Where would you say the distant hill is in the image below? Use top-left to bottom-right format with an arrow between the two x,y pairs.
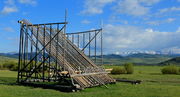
0,52 -> 48,59
128,53 -> 162,58
92,54 -> 123,59
1,52 -> 180,65
0,53 -> 18,59
159,57 -> 180,65
96,53 -> 175,59
126,53 -> 178,58
103,54 -> 123,58
101,53 -> 175,65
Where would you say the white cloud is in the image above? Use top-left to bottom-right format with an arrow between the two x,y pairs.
1,0 -> 37,15
3,27 -> 15,32
81,0 -> 115,15
159,7 -> 180,14
6,37 -> 19,46
4,0 -> 15,5
146,18 -> 176,25
81,20 -> 91,24
139,0 -> 160,5
177,27 -> 180,32
103,24 -> 180,53
161,47 -> 180,54
114,0 -> 146,16
0,0 -> 18,15
80,0 -> 161,16
166,18 -> 175,23
7,37 -> 18,40
18,0 -> 37,5
1,6 -> 18,14
146,21 -> 160,26
113,0 -> 160,16
108,15 -> 129,24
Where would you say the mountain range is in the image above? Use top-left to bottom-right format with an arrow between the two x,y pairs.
1,53 -> 180,65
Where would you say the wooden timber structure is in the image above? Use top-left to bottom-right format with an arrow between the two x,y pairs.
17,19 -> 115,91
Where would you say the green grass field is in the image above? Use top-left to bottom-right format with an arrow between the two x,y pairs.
0,56 -> 17,65
0,66 -> 180,97
102,57 -> 171,65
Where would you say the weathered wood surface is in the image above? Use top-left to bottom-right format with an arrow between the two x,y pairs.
19,19 -> 116,89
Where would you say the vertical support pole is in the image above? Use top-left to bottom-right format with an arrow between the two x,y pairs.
43,24 -> 45,82
23,25 -> 27,77
63,9 -> 67,71
63,29 -> 66,71
25,25 -> 28,77
101,29 -> 103,65
21,26 -> 24,79
17,24 -> 23,82
72,34 -> 74,44
83,33 -> 85,49
35,25 -> 39,79
78,34 -> 80,48
29,25 -> 35,79
55,24 -> 59,81
57,25 -> 61,72
95,31 -> 97,63
48,24 -> 52,82
30,26 -> 33,74
89,32 -> 91,58
67,35 -> 69,40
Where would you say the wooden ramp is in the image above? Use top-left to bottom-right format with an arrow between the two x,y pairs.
17,19 -> 115,90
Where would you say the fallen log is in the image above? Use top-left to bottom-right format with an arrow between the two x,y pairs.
116,78 -> 142,84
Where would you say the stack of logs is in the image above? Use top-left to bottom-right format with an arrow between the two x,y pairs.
19,19 -> 116,89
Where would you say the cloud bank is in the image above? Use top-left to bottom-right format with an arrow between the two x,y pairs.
103,24 -> 180,53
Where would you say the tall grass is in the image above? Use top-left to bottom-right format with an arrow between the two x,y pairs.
111,67 -> 126,74
124,63 -> 134,74
161,65 -> 179,74
111,63 -> 134,74
0,61 -> 18,71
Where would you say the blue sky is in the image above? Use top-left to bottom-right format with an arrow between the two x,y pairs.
0,0 -> 180,54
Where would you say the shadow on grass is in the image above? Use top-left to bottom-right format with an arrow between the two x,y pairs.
0,77 -> 17,85
0,77 -> 76,92
149,73 -> 162,75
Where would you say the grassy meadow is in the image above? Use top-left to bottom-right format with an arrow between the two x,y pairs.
102,57 -> 171,65
0,66 -> 180,97
0,56 -> 17,65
